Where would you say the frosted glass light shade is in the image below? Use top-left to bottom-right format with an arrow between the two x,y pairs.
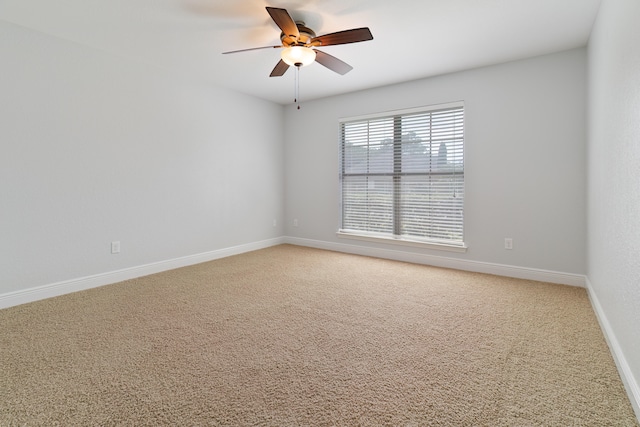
281,46 -> 316,67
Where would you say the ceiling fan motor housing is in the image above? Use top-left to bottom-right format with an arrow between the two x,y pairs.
281,22 -> 316,47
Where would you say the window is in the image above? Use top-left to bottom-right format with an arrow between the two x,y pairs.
338,102 -> 465,250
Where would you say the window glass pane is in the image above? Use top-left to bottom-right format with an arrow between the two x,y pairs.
342,176 -> 393,234
399,175 -> 464,241
342,119 -> 394,174
401,131 -> 431,173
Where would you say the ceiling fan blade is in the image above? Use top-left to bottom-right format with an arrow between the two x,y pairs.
222,45 -> 281,54
311,27 -> 373,47
314,49 -> 353,75
270,59 -> 290,77
266,7 -> 299,39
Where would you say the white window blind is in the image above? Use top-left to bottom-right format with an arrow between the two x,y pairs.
339,103 -> 464,247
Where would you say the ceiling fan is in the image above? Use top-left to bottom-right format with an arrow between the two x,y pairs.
223,6 -> 374,77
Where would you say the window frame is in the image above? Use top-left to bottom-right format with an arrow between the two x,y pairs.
337,101 -> 467,252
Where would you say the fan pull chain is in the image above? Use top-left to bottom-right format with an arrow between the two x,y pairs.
295,65 -> 301,110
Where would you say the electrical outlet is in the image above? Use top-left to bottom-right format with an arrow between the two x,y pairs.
111,241 -> 121,254
293,218 -> 299,227
273,219 -> 277,227
504,238 -> 513,250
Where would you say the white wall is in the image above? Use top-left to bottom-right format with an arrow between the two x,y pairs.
0,21 -> 284,296
587,0 -> 640,415
284,49 -> 586,277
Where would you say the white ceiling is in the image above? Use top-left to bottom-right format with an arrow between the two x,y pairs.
1,0 -> 601,105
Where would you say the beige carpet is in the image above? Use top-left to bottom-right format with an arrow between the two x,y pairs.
1,244 -> 637,426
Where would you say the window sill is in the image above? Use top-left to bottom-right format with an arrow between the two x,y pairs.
336,231 -> 468,253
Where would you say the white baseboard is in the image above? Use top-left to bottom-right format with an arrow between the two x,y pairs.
0,237 -> 285,310
284,237 -> 586,287
2,236 -> 584,311
585,277 -> 640,421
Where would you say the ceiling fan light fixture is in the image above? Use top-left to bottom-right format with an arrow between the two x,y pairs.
281,46 -> 316,67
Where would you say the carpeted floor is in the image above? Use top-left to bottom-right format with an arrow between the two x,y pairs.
0,244 -> 638,426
